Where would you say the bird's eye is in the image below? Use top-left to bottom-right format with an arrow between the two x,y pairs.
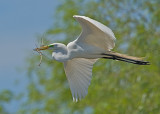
53,44 -> 57,47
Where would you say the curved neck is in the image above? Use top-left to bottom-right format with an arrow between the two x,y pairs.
52,43 -> 70,62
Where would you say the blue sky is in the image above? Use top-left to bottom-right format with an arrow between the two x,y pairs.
0,0 -> 59,112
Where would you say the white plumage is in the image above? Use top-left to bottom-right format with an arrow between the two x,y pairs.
63,15 -> 116,101
34,15 -> 149,101
74,15 -> 116,53
64,58 -> 97,102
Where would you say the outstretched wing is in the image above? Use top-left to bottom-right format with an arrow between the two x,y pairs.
64,58 -> 97,101
73,15 -> 116,51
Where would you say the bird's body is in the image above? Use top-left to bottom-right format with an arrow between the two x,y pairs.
34,15 -> 149,102
52,41 -> 105,62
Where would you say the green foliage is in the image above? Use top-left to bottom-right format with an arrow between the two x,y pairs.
21,0 -> 160,113
0,90 -> 13,114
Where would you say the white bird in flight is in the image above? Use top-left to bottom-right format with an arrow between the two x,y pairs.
34,15 -> 149,102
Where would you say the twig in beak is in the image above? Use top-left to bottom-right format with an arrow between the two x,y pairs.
37,50 -> 43,66
34,44 -> 43,66
41,37 -> 44,47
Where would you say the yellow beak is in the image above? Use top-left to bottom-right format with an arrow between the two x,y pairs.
34,45 -> 49,51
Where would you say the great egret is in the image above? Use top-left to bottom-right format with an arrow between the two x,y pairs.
34,15 -> 149,102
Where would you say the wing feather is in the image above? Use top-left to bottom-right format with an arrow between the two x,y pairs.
64,58 -> 97,101
73,15 -> 116,51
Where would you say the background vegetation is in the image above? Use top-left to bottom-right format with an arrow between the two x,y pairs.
1,0 -> 160,113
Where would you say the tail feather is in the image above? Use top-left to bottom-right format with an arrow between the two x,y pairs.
102,51 -> 150,65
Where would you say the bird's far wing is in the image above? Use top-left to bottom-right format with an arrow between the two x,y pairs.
73,15 -> 116,51
64,58 -> 97,101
